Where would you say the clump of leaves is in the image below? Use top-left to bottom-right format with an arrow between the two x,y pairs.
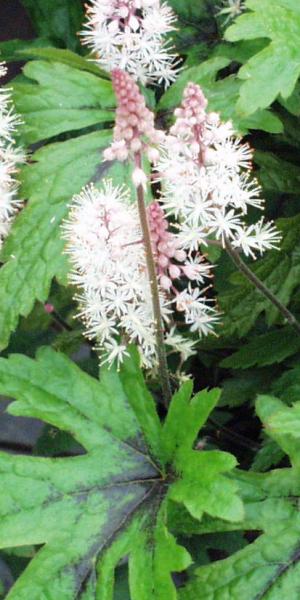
0,348 -> 243,598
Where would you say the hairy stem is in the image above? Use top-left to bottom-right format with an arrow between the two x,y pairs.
225,238 -> 300,336
135,154 -> 172,407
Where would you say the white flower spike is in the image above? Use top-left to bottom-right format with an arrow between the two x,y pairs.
63,181 -> 219,368
156,82 -> 281,260
0,62 -> 24,249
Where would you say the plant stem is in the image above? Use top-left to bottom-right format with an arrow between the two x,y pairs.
51,310 -> 72,332
135,154 -> 172,407
224,238 -> 300,336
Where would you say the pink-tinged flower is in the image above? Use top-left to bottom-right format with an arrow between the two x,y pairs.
62,181 -> 170,368
156,82 -> 281,259
63,182 -> 219,368
0,63 -> 24,249
81,0 -> 179,86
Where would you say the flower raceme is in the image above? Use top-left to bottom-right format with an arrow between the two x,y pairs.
0,62 -> 24,249
63,72 -> 280,370
63,183 -> 217,368
63,182 -> 166,368
156,83 -> 281,259
81,0 -> 179,86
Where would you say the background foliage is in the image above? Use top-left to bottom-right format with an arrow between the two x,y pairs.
0,0 -> 300,597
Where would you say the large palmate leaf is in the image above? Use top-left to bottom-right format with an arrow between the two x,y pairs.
180,514 -> 300,600
158,57 -> 282,134
0,348 -> 242,599
225,0 -> 300,115
177,393 -> 300,599
10,59 -> 115,143
218,215 -> 300,337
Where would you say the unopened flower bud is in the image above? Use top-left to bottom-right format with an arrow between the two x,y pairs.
132,167 -> 147,190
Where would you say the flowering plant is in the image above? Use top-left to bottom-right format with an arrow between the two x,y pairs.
0,0 -> 300,598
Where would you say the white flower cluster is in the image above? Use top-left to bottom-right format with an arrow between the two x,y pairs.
0,62 -> 24,248
81,0 -> 179,86
157,83 -> 281,259
63,181 -> 219,368
63,181 -> 170,368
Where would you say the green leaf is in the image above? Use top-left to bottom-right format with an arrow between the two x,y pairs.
180,515 -> 300,600
272,366 -> 300,404
16,47 -> 106,77
251,437 -> 285,472
20,0 -> 84,51
158,57 -> 282,134
0,348 -> 242,599
162,383 -> 220,463
279,81 -> 300,115
11,60 -> 114,143
225,0 -> 300,115
254,151 -> 300,194
220,327 -> 300,369
257,395 -> 300,465
168,0 -> 210,22
0,38 -> 54,62
170,464 -> 300,536
0,129 -> 112,351
219,368 -> 274,407
118,347 -> 163,462
218,215 -> 300,337
161,383 -> 243,523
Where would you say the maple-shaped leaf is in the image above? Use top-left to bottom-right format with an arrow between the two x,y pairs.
0,347 -> 243,599
225,0 -> 300,115
10,58 -> 115,144
176,394 -> 300,600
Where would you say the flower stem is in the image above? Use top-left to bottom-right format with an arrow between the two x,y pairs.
225,238 -> 300,336
135,154 -> 172,407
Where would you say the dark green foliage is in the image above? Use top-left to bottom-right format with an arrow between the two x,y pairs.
20,0 -> 84,51
1,0 -> 300,597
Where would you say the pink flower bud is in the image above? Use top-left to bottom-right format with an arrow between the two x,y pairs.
158,254 -> 169,268
169,264 -> 181,279
160,275 -> 172,290
44,303 -> 54,314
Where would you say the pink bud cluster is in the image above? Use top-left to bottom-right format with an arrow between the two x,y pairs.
148,201 -> 185,290
147,201 -> 212,291
172,83 -> 208,140
103,69 -> 163,164
170,83 -> 224,166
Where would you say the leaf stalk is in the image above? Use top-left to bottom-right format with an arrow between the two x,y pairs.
225,238 -> 300,336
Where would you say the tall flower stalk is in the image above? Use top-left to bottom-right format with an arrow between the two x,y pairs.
135,151 -> 172,403
64,54 -> 300,402
63,70 -> 218,404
